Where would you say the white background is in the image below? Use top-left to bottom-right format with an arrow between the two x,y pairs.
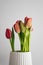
0,0 -> 43,65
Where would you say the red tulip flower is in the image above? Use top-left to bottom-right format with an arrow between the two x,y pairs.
5,28 -> 12,39
24,16 -> 32,28
13,20 -> 20,33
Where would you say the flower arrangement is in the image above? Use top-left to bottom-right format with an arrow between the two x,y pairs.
5,16 -> 33,52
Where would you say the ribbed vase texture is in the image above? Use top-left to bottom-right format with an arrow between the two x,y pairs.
9,52 -> 32,65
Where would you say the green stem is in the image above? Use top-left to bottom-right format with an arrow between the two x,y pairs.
18,32 -> 25,52
10,39 -> 14,52
28,30 -> 30,51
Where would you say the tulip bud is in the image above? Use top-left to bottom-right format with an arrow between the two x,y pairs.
5,28 -> 12,39
19,20 -> 26,33
13,20 -> 20,33
24,16 -> 32,28
24,16 -> 29,24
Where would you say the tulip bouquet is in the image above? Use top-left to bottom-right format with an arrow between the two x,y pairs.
5,16 -> 33,52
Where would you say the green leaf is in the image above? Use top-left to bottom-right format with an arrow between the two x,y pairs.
18,28 -> 31,52
10,27 -> 15,52
23,29 -> 30,52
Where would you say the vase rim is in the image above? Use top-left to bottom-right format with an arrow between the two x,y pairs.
10,51 -> 31,53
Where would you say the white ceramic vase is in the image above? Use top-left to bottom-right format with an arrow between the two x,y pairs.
9,52 -> 32,65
